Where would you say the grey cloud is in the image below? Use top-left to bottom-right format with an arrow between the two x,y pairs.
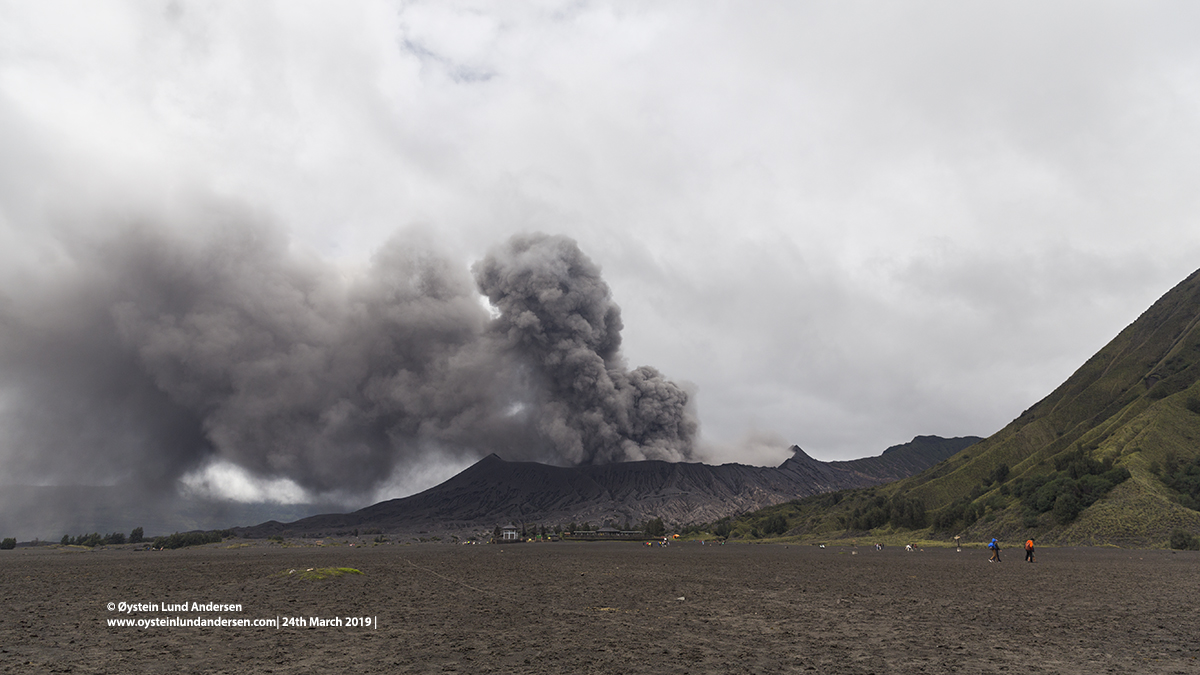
474,232 -> 697,465
0,211 -> 696,497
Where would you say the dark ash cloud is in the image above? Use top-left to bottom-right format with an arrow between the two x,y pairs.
0,210 -> 697,499
475,233 -> 697,465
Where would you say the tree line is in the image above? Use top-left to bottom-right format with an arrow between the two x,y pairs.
55,527 -> 233,549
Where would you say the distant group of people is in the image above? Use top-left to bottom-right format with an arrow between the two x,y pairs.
987,537 -> 1036,563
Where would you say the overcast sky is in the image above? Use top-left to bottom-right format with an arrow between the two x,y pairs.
3,1 -> 1200,504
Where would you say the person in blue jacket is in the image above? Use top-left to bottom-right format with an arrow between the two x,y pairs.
988,538 -> 1001,562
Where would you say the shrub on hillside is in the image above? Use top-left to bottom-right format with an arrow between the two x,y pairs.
1022,509 -> 1041,528
711,518 -> 734,539
841,495 -> 888,531
890,495 -> 927,529
840,494 -> 926,531
1158,455 -> 1200,511
762,513 -> 788,536
1009,450 -> 1131,524
988,463 -> 1010,486
643,518 -> 666,537
1169,528 -> 1199,550
932,496 -> 988,532
1052,492 -> 1082,524
1,538 -> 15,550
931,501 -> 965,531
1186,394 -> 1200,415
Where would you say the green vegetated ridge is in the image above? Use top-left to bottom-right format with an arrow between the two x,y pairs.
735,268 -> 1200,548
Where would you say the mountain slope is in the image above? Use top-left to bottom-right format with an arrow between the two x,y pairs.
238,435 -> 979,537
744,268 -> 1200,547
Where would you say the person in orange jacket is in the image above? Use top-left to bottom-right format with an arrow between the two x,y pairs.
1024,538 -> 1035,562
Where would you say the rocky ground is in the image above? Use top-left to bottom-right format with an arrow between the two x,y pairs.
2,541 -> 1197,673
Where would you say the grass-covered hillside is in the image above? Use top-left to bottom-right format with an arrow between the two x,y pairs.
732,268 -> 1200,548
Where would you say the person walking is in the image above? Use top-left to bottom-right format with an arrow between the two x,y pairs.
1024,538 -> 1035,562
988,537 -> 1001,562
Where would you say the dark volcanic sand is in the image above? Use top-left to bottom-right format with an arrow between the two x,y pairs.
2,542 -> 1197,674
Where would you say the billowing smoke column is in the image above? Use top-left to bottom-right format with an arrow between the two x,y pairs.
0,213 -> 696,498
474,233 -> 697,465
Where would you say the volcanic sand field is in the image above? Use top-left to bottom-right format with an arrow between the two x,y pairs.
2,541 -> 1198,674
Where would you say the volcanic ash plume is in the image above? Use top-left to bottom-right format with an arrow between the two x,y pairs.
474,233 -> 697,465
0,216 -> 696,499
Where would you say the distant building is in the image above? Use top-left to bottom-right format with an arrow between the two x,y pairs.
500,523 -> 519,541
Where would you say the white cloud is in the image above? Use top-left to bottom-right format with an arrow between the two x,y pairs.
180,460 -> 310,504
